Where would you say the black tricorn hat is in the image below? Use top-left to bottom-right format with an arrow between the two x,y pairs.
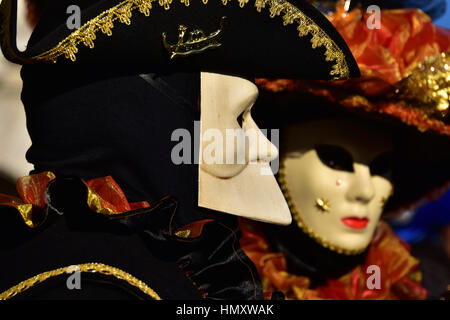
0,0 -> 359,80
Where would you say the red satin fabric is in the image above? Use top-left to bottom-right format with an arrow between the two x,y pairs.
85,175 -> 150,213
328,3 -> 450,95
0,172 -> 150,217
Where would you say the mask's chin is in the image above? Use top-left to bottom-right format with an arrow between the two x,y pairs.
312,223 -> 375,252
198,162 -> 291,225
289,210 -> 376,254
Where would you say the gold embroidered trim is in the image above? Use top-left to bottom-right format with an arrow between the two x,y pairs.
0,263 -> 162,300
30,0 -> 349,80
278,158 -> 366,255
254,0 -> 349,79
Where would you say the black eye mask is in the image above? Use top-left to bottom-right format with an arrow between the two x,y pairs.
315,144 -> 354,172
315,144 -> 394,177
369,151 -> 394,177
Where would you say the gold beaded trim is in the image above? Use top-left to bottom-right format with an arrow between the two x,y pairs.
24,0 -> 349,79
0,263 -> 162,300
278,157 -> 366,255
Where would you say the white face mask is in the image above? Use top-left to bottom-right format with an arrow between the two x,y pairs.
198,72 -> 291,225
280,117 -> 394,253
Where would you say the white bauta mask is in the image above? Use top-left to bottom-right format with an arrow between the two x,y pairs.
280,117 -> 394,253
198,72 -> 291,225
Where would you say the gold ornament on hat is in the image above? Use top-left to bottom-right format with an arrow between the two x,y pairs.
390,52 -> 450,121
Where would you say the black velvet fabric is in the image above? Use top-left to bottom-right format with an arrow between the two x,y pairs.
0,177 -> 262,300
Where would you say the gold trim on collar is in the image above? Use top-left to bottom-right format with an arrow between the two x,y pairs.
0,263 -> 162,300
17,0 -> 349,80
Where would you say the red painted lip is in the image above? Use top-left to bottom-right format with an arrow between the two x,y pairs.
341,217 -> 369,229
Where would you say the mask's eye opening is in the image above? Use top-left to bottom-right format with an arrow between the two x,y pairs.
315,145 -> 354,172
370,151 -> 394,177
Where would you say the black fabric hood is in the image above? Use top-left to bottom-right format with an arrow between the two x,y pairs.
21,65 -> 232,228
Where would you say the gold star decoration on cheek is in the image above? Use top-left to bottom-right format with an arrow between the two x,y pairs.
315,198 -> 330,213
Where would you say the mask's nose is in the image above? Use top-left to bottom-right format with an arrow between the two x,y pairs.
346,163 -> 376,204
243,112 -> 278,164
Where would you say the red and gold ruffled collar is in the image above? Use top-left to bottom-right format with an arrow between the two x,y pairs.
239,218 -> 427,300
